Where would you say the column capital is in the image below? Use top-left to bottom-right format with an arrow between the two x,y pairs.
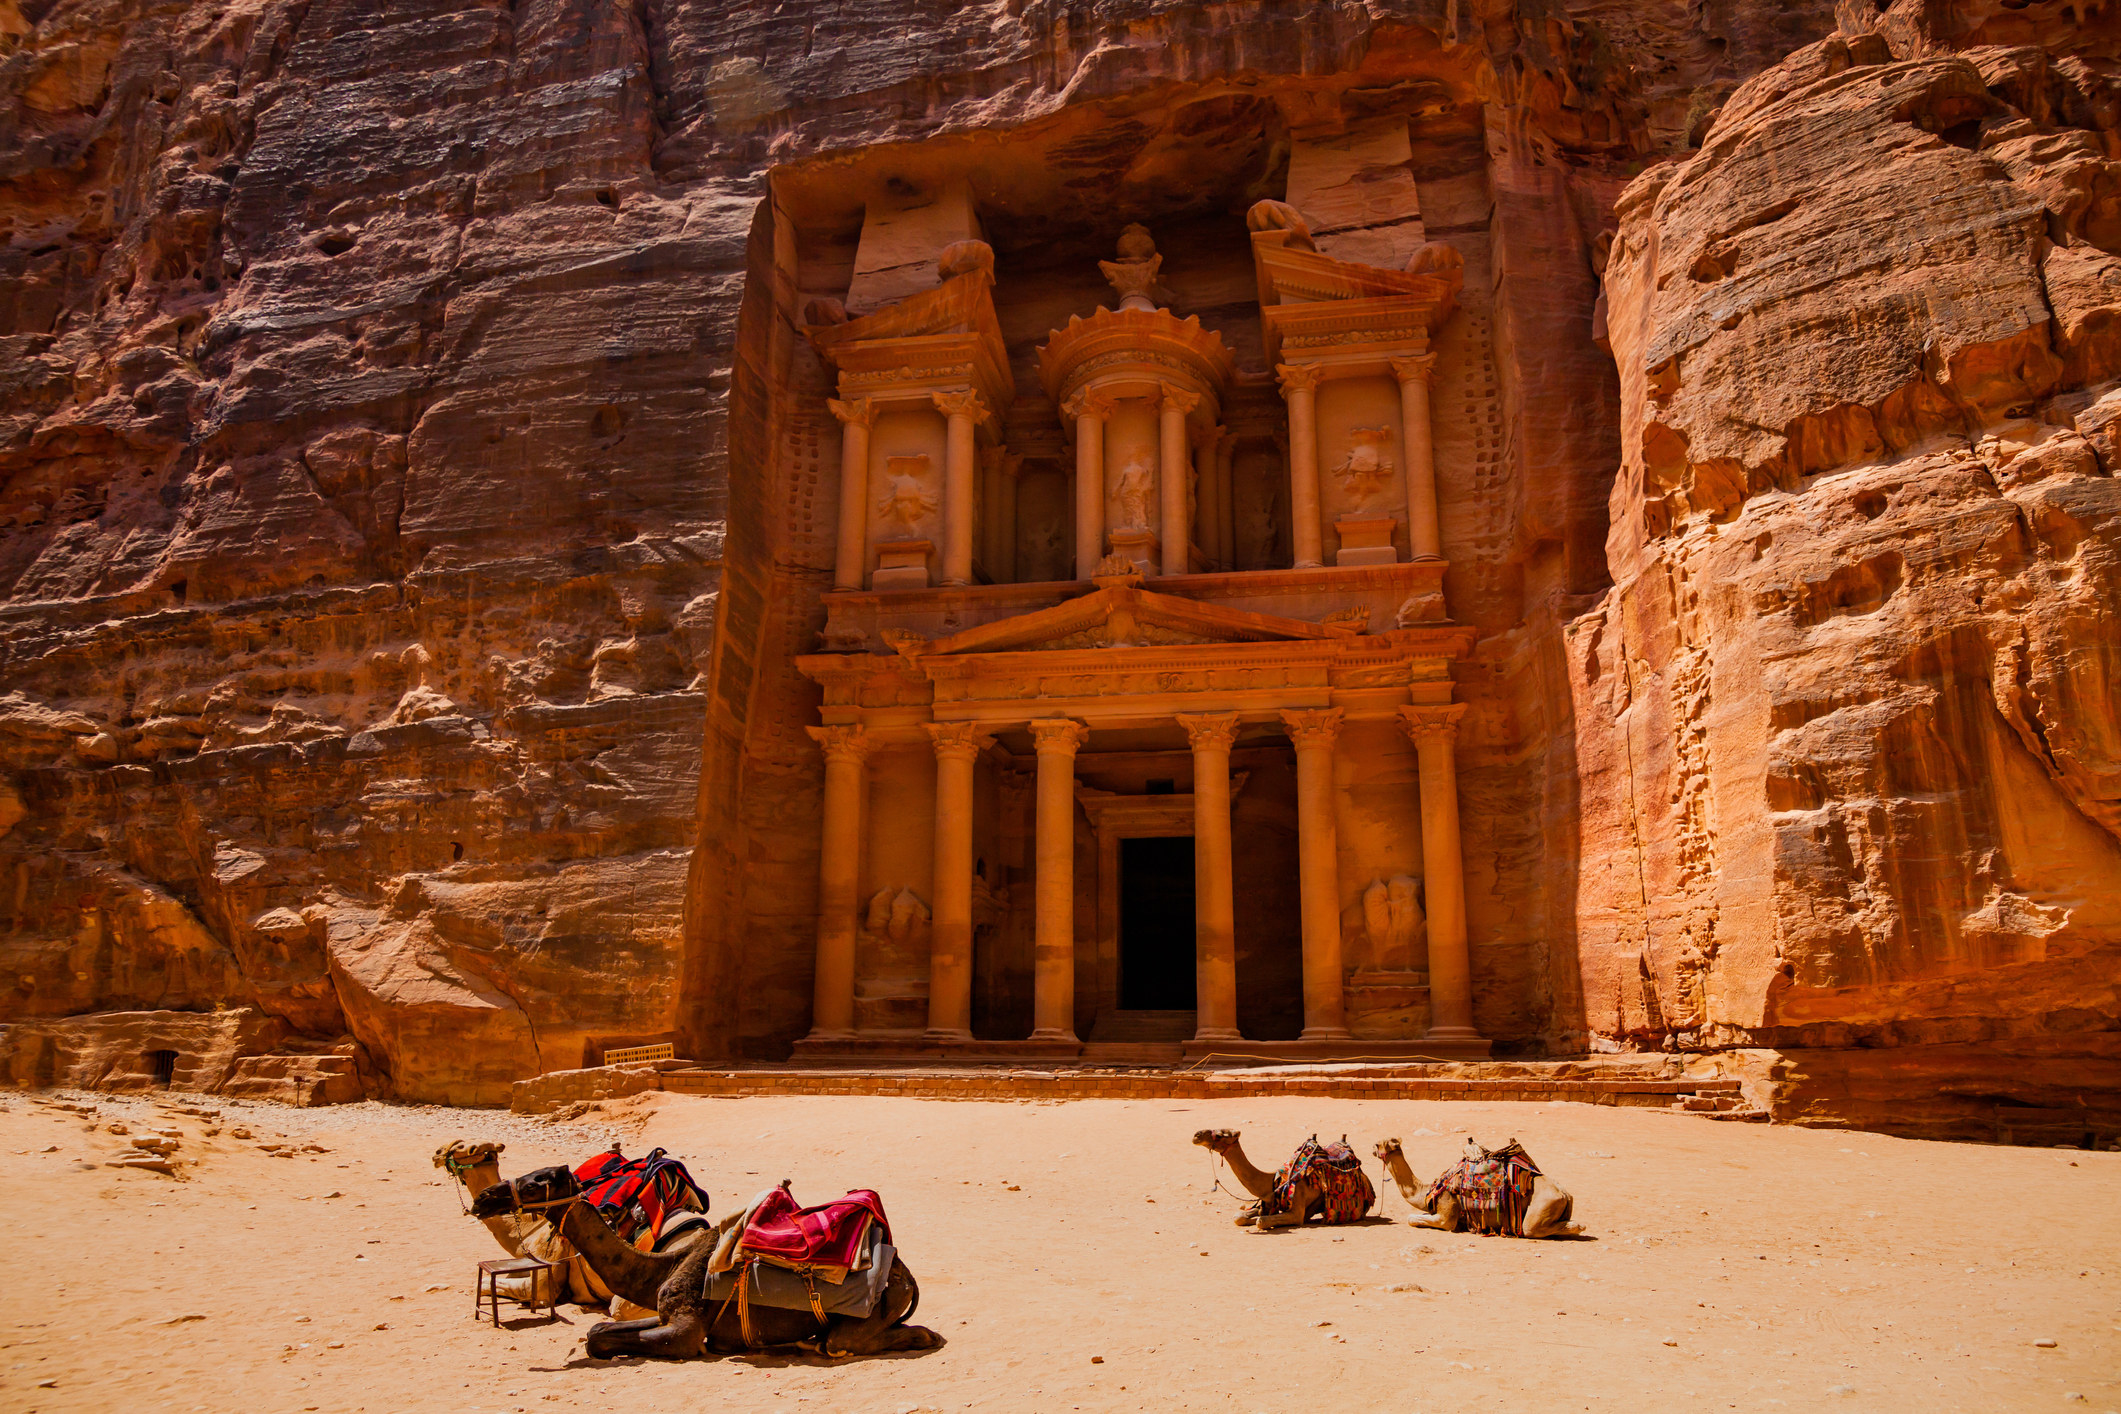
806,723 -> 875,763
1275,362 -> 1324,395
1157,384 -> 1202,416
924,720 -> 994,759
1062,387 -> 1117,422
1279,707 -> 1345,750
1398,702 -> 1468,744
826,396 -> 879,429
932,388 -> 991,424
1389,353 -> 1438,387
1029,718 -> 1090,755
1176,711 -> 1241,752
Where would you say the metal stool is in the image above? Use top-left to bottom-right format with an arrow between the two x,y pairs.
474,1255 -> 560,1326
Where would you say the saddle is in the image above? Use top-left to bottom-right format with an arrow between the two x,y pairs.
702,1185 -> 897,1328
1423,1139 -> 1542,1236
572,1147 -> 708,1249
1263,1135 -> 1376,1224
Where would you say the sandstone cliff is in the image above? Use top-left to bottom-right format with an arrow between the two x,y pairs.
2,0 -> 2113,1131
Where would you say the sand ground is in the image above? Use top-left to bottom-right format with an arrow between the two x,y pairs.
3,1086 -> 2117,1413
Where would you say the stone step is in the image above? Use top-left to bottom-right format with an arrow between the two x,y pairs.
1078,1042 -> 1188,1066
1087,1010 -> 1196,1042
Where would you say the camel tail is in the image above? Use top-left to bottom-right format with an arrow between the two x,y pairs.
889,1258 -> 921,1328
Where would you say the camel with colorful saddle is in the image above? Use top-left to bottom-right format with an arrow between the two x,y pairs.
473,1166 -> 940,1358
1373,1135 -> 1585,1238
1192,1130 -> 1377,1230
433,1140 -> 713,1317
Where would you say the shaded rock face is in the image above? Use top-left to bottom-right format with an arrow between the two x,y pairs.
3,0 -> 2112,1123
1571,6 -> 2121,1088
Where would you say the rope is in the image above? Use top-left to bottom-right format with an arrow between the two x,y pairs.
1204,1147 -> 1254,1208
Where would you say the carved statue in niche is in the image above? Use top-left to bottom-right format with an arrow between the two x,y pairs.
864,886 -> 932,947
1098,224 -> 1164,312
1332,426 -> 1396,510
877,454 -> 939,530
1395,588 -> 1447,625
1358,875 -> 1426,961
1114,450 -> 1155,531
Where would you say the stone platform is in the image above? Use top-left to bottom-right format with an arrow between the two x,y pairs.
645,1059 -> 1745,1109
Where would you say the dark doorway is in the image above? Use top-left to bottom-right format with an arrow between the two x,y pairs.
145,1049 -> 178,1088
1120,835 -> 1196,1009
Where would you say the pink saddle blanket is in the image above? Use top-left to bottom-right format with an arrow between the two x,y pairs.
736,1188 -> 891,1282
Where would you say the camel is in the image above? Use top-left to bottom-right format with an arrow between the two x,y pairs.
1191,1130 -> 1373,1230
1373,1136 -> 1585,1239
473,1165 -> 942,1359
432,1139 -> 690,1317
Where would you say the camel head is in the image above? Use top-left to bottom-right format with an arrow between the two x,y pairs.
1192,1128 -> 1240,1154
471,1163 -> 578,1221
434,1140 -> 504,1184
1373,1137 -> 1403,1162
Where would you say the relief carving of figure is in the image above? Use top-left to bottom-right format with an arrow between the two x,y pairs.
1332,426 -> 1396,510
1359,875 -> 1426,963
877,454 -> 938,530
864,886 -> 932,946
1115,452 -> 1155,531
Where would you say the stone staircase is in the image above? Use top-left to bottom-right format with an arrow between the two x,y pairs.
1079,1010 -> 1194,1066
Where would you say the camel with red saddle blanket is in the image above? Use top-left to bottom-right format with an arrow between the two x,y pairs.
473,1166 -> 941,1359
1373,1135 -> 1586,1238
433,1140 -> 711,1318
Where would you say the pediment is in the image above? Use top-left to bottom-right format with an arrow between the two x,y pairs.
906,583 -> 1354,658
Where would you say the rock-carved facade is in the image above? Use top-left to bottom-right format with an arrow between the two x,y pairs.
791,210 -> 1483,1058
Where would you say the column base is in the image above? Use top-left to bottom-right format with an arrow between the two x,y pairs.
1190,1027 -> 1243,1045
802,1027 -> 856,1043
1186,1036 -> 1493,1062
1027,1028 -> 1081,1044
922,1027 -> 974,1044
1298,1026 -> 1353,1041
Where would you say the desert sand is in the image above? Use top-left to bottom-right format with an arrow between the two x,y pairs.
3,1088 -> 2117,1414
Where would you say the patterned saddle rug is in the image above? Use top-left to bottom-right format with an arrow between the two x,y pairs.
1262,1135 -> 1376,1224
1423,1139 -> 1543,1235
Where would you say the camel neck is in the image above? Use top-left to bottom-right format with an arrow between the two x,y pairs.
555,1201 -> 683,1308
1220,1146 -> 1278,1199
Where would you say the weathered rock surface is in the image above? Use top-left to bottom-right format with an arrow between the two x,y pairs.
1568,5 -> 2121,1115
1,0 -> 2113,1129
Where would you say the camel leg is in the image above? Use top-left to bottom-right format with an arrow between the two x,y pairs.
1251,1181 -> 1314,1231
1233,1200 -> 1261,1227
1520,1183 -> 1583,1239
585,1314 -> 707,1360
1406,1190 -> 1461,1231
822,1262 -> 943,1356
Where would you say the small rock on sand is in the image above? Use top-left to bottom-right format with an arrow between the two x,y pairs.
2035,1338 -> 2059,1347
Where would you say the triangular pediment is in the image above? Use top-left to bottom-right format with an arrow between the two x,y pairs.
908,583 -> 1355,657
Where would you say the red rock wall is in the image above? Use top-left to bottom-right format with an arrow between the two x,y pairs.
1568,3 -> 2121,1114
11,0 -> 2113,1123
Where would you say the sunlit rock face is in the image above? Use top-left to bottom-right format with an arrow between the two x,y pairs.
1570,7 -> 2121,1122
1,0 -> 2113,1128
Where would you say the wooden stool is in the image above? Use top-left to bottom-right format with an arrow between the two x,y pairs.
474,1256 -> 559,1326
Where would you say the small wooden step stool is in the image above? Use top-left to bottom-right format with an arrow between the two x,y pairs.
475,1256 -> 560,1326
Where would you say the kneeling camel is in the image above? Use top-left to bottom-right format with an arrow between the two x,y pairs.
1373,1136 -> 1585,1238
473,1165 -> 942,1359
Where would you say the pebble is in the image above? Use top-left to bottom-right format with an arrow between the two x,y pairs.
2036,1338 -> 2059,1348
1827,1386 -> 1856,1397
164,1313 -> 207,1325
1089,1355 -> 1103,1364
1663,1338 -> 1679,1347
326,1340 -> 345,1349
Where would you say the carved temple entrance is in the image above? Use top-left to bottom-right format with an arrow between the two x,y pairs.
789,197 -> 1490,1062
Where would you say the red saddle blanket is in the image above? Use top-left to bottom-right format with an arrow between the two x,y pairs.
736,1187 -> 890,1283
573,1147 -> 707,1248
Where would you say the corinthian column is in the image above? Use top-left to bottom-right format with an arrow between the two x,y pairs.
1064,388 -> 1112,579
1178,712 -> 1241,1043
826,398 -> 877,591
1399,704 -> 1479,1042
923,720 -> 990,1041
932,390 -> 989,587
1028,718 -> 1089,1042
1391,354 -> 1441,560
1158,385 -> 1198,576
803,724 -> 873,1039
1277,363 -> 1325,568
1281,708 -> 1348,1040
